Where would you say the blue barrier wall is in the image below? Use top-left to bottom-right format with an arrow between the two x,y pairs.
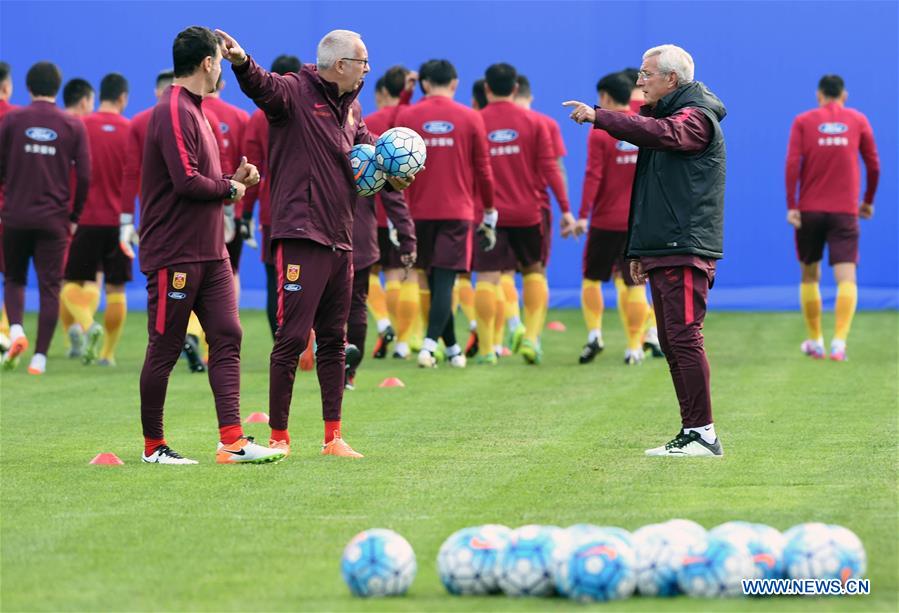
2,0 -> 896,310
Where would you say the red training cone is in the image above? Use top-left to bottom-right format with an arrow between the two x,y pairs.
379,377 -> 405,388
244,412 -> 270,424
547,321 -> 567,332
90,453 -> 123,465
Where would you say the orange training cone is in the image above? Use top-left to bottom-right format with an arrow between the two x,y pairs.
547,321 -> 567,332
379,377 -> 405,388
244,412 -> 270,424
90,453 -> 124,465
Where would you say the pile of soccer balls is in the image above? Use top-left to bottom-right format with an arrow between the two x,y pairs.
340,520 -> 866,600
349,127 -> 427,197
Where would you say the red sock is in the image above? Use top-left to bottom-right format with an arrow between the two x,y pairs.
219,424 -> 243,445
271,428 -> 290,444
324,420 -> 341,444
144,438 -> 166,457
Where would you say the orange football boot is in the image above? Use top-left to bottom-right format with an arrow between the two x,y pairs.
321,435 -> 364,458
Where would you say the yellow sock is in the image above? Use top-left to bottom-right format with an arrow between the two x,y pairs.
0,307 -> 9,337
625,285 -> 650,350
84,282 -> 101,320
614,277 -> 628,332
452,283 -> 460,316
100,293 -> 127,361
581,279 -> 603,333
800,282 -> 823,340
493,285 -> 506,346
645,305 -> 657,334
60,282 -> 94,330
367,273 -> 389,322
500,274 -> 520,323
385,280 -> 401,329
396,281 -> 420,343
523,273 -> 548,343
834,282 -> 857,341
419,288 -> 431,337
457,277 -> 476,324
187,312 -> 208,360
474,281 -> 496,356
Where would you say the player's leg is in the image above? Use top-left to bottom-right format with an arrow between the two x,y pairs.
420,266 -> 457,367
28,228 -> 69,374
474,270 -> 500,365
98,230 -> 132,366
623,262 -> 650,365
1,227 -> 33,369
579,228 -> 607,364
501,272 -> 522,341
393,269 -> 419,359
509,225 -> 548,364
419,221 -> 469,368
456,273 -> 479,355
644,265 -> 721,457
828,214 -> 860,361
261,224 -> 278,339
795,212 -> 826,358
492,282 -> 506,357
345,263 -> 371,389
366,266 -> 391,343
373,267 -> 402,359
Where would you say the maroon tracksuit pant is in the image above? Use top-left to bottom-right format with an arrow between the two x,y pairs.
140,259 -> 242,439
648,265 -> 714,429
270,239 -> 352,430
346,264 -> 372,380
2,226 -> 69,355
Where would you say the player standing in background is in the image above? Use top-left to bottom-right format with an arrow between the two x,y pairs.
60,73 -> 131,367
785,74 -> 879,362
0,61 -> 17,353
138,26 -> 279,465
476,63 -> 570,365
222,27 -> 413,457
243,54 -> 301,339
0,62 -> 90,374
62,78 -> 95,117
574,72 -> 648,365
394,59 -> 496,369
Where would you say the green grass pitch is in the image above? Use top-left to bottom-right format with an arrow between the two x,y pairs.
1,309 -> 897,611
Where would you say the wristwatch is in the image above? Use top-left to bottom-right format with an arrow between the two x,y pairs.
228,183 -> 238,201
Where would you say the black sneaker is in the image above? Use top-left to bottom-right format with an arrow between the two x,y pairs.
372,325 -> 395,359
464,330 -> 479,358
578,339 -> 604,364
141,444 -> 198,464
345,343 -> 362,371
645,430 -> 723,457
183,334 -> 206,373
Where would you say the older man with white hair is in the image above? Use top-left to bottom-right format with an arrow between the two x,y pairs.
564,44 -> 727,457
216,28 -> 412,459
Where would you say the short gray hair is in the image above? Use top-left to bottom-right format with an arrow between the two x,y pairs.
643,44 -> 694,84
317,29 -> 362,70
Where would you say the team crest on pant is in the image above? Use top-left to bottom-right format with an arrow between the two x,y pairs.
286,264 -> 300,282
172,272 -> 187,289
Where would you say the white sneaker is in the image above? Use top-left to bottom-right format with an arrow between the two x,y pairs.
67,324 -> 85,358
448,353 -> 467,368
27,353 -> 47,375
643,327 -> 664,357
645,431 -> 723,457
142,444 -> 198,464
624,348 -> 645,365
417,349 -> 437,368
800,338 -> 825,359
83,323 -> 104,365
216,436 -> 286,464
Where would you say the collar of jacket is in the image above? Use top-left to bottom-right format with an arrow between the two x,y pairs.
303,65 -> 364,115
653,81 -> 726,122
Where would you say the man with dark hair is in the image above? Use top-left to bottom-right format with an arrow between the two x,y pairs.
62,78 -> 94,116
566,44 -> 727,457
475,63 -> 569,366
219,27 -> 414,458
395,58 -> 496,368
60,73 -> 131,367
137,25 -> 281,465
0,61 -> 90,374
0,61 -> 16,349
785,74 -> 879,362
243,54 -> 301,339
471,78 -> 487,110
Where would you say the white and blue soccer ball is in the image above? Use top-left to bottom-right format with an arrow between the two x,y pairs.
437,524 -> 511,595
374,127 -> 427,178
710,521 -> 787,580
349,143 -> 386,197
555,532 -> 637,602
634,523 -> 700,597
497,525 -> 560,597
665,518 -> 708,543
783,523 -> 866,583
341,529 -> 417,597
676,536 -> 756,598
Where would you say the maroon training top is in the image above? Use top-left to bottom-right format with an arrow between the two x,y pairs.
138,85 -> 231,273
0,100 -> 90,230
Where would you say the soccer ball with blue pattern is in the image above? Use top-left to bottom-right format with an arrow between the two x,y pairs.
341,529 -> 417,597
634,523 -> 704,597
497,525 -> 561,597
349,144 -> 385,197
555,533 -> 638,602
783,523 -> 866,583
711,521 -> 786,580
375,127 -> 427,178
676,536 -> 756,597
437,524 -> 511,595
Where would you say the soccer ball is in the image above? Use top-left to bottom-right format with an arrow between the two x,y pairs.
375,127 -> 427,178
783,523 -> 866,583
497,525 -> 560,597
665,518 -> 708,542
634,523 -> 700,597
437,525 -> 511,595
710,521 -> 786,580
340,529 -> 417,597
348,143 -> 385,197
676,536 -> 756,598
555,532 -> 637,602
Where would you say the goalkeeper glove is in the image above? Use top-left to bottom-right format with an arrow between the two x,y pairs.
476,209 -> 498,252
119,213 -> 138,258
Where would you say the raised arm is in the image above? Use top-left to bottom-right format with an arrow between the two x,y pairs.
217,29 -> 293,121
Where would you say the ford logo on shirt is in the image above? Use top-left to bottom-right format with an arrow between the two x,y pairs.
101,124 -> 116,132
25,127 -> 58,141
167,291 -> 187,300
818,122 -> 848,135
283,283 -> 302,292
423,121 -> 454,134
219,122 -> 230,133
615,140 -> 639,151
488,129 -> 518,143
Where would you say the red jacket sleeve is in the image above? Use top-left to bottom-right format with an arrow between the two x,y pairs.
159,100 -> 231,202
785,118 -> 803,210
579,131 -> 605,220
536,120 -> 570,213
242,114 -> 266,218
70,119 -> 91,223
232,56 -> 293,121
380,188 -> 416,254
859,116 -> 880,204
119,121 -> 141,216
471,113 -> 495,211
593,106 -> 711,153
